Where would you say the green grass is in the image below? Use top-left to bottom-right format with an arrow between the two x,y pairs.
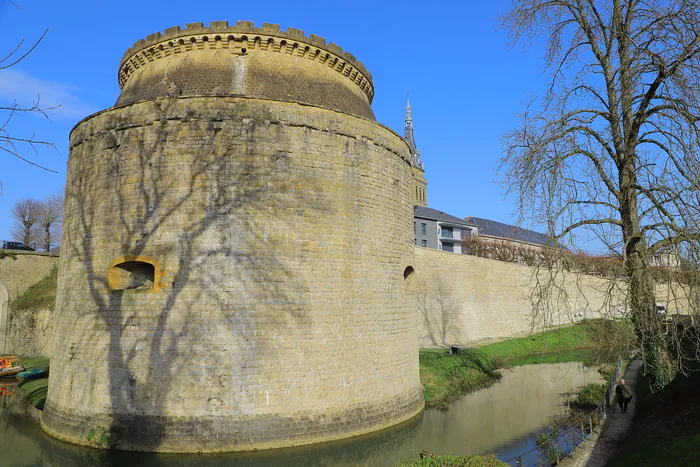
420,348 -> 501,409
395,454 -> 508,467
420,320 -> 631,409
10,266 -> 57,312
477,319 -> 633,364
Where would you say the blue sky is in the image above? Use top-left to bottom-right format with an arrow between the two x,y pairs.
0,0 -> 552,241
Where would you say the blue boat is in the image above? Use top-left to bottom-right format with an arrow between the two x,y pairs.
17,368 -> 47,382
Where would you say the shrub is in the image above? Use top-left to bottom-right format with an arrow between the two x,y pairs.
572,383 -> 607,410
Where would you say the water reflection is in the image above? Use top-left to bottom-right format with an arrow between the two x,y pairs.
1,362 -> 604,467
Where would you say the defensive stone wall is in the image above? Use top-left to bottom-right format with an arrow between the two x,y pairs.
0,252 -> 58,300
415,248 -> 692,347
4,306 -> 54,356
0,252 -> 58,354
116,21 -> 374,120
44,89 -> 423,451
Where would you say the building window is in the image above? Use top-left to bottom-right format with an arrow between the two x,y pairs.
441,227 -> 453,238
420,223 -> 427,235
421,239 -> 427,247
441,242 -> 454,252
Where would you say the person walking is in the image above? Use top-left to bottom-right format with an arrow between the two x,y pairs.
615,378 -> 633,413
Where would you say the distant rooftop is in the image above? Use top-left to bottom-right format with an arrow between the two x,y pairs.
464,216 -> 565,249
415,206 -> 476,227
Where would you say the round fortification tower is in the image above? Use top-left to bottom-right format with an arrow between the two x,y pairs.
42,21 -> 423,452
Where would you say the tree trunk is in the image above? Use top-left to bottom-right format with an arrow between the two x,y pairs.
22,223 -> 32,246
44,223 -> 51,252
621,178 -> 676,392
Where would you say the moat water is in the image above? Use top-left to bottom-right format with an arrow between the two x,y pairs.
0,360 -> 605,467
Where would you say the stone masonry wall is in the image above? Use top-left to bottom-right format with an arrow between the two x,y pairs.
4,307 -> 54,356
43,96 -> 423,453
117,22 -> 375,120
415,248 -> 692,347
0,252 -> 58,354
0,252 -> 58,300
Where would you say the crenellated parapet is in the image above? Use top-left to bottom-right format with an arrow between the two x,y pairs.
116,21 -> 375,118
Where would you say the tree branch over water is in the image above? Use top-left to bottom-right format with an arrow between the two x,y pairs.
500,0 -> 700,392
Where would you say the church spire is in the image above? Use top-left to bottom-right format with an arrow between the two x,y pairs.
404,97 -> 423,169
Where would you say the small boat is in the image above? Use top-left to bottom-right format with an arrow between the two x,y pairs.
0,356 -> 20,369
17,368 -> 47,382
0,366 -> 24,378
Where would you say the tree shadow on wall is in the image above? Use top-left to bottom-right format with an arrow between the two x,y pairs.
57,99 -> 330,452
417,278 -> 462,348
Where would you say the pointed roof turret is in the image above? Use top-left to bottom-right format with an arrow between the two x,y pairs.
404,98 -> 423,169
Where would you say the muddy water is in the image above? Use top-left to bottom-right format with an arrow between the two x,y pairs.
0,362 -> 603,466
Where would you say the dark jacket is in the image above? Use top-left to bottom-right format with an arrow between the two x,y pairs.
615,383 -> 631,400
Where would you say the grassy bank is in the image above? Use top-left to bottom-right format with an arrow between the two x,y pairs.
420,348 -> 501,410
420,319 -> 632,409
395,454 -> 508,467
10,266 -> 57,312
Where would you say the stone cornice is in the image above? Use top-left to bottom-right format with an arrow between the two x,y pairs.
118,21 -> 374,103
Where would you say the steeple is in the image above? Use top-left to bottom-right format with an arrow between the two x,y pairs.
404,98 -> 422,168
404,97 -> 427,207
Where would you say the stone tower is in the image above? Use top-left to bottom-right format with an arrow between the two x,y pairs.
42,21 -> 423,452
405,99 -> 427,206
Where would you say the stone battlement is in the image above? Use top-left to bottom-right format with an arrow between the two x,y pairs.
117,21 -> 374,117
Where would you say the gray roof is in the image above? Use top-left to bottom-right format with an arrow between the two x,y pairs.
414,206 -> 476,227
464,216 -> 564,248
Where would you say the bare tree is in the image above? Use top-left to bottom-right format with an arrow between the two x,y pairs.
500,0 -> 700,391
0,4 -> 56,193
10,197 -> 41,245
39,191 -> 63,251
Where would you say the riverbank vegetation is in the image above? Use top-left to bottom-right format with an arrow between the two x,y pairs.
420,319 -> 632,409
395,453 -> 507,467
10,266 -> 57,312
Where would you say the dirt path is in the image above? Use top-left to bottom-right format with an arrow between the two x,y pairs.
561,359 -> 642,467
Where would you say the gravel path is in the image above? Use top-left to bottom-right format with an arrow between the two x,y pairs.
560,359 -> 642,467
